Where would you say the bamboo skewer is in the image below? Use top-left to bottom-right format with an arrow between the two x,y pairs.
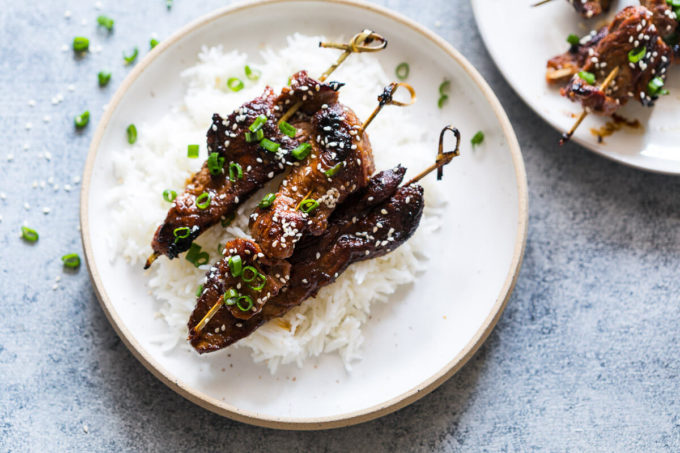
145,30 -> 388,270
190,84 -> 417,337
357,82 -> 416,136
559,66 -> 619,145
405,125 -> 461,186
278,30 -> 387,125
531,0 -> 555,7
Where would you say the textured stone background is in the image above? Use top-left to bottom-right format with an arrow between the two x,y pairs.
1,0 -> 679,451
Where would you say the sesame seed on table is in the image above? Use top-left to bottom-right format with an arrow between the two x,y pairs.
1,0 -> 680,451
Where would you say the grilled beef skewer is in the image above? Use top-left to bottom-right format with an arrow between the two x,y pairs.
188,83 -> 416,337
248,101 -> 374,260
249,82 -> 414,261
546,3 -> 678,142
187,126 -> 460,354
145,30 -> 388,269
146,72 -> 339,267
556,6 -> 673,114
188,167 -> 424,352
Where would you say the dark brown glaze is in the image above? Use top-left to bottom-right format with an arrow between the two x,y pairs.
640,0 -> 679,39
188,167 -> 424,353
248,102 -> 375,260
148,71 -> 341,261
187,238 -> 291,350
567,0 -> 611,18
547,27 -> 608,85
551,6 -> 673,116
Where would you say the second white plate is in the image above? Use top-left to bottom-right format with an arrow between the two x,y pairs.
473,0 -> 680,174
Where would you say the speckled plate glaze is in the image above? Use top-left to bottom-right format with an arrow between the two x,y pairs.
81,0 -> 528,429
473,0 -> 680,175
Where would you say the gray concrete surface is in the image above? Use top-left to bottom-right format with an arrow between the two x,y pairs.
1,0 -> 679,451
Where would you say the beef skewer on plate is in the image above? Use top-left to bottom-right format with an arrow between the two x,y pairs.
532,0 -> 612,18
188,83 -> 418,338
249,82 -> 416,260
546,3 -> 677,143
144,30 -> 387,269
188,126 -> 461,354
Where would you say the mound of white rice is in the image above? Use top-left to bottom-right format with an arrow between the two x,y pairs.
108,34 -> 444,373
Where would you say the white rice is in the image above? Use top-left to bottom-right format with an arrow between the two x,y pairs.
108,34 -> 444,373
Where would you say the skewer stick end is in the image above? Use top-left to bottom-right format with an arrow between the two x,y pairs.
144,252 -> 159,269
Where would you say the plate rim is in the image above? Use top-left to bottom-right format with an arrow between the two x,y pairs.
471,0 -> 678,176
80,0 -> 529,430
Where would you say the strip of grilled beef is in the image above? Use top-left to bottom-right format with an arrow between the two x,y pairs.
248,102 -> 375,260
148,71 -> 342,263
567,0 -> 611,19
193,238 -> 291,327
548,6 -> 674,115
188,167 -> 424,353
640,0 -> 679,39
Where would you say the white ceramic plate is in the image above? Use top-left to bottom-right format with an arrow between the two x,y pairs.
81,0 -> 528,429
473,0 -> 680,174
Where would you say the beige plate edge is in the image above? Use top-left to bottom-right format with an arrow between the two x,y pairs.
79,0 -> 529,430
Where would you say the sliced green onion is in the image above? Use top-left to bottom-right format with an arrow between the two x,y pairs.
74,111 -> 90,129
227,77 -> 244,92
241,266 -> 259,282
249,273 -> 267,291
229,255 -> 243,277
98,71 -> 111,87
97,15 -> 114,31
223,288 -> 238,305
207,152 -> 225,175
578,71 -> 596,85
324,162 -> 344,178
73,36 -> 89,52
162,189 -> 176,202
648,76 -> 669,97
187,144 -> 199,158
221,213 -> 235,227
21,226 -> 39,242
195,284 -> 203,297
217,243 -> 224,255
245,65 -> 261,81
439,79 -> 451,95
279,121 -> 297,138
245,129 -> 264,143
173,226 -> 191,243
287,76 -> 292,86
150,38 -> 159,49
395,62 -> 409,80
260,138 -> 280,153
249,115 -> 268,132
471,131 -> 485,146
437,95 -> 448,109
567,34 -> 580,46
123,47 -> 139,65
628,46 -> 647,64
126,124 -> 137,144
291,142 -> 311,160
61,253 -> 81,268
299,198 -> 319,214
229,162 -> 243,181
258,193 -> 276,209
236,295 -> 254,312
195,192 -> 211,210
185,243 -> 209,267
